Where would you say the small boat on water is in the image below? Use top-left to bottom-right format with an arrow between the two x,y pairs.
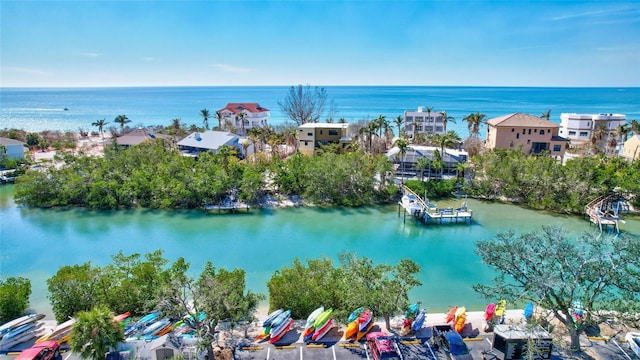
401,194 -> 425,216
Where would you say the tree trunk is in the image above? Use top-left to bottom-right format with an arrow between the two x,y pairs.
568,326 -> 581,352
384,314 -> 391,330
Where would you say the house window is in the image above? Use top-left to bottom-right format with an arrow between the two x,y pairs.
569,131 -> 576,136
328,130 -> 338,135
553,145 -> 562,152
534,129 -> 537,133
540,130 -> 545,135
307,132 -> 312,136
522,129 -> 526,134
516,133 -> 520,139
579,131 -> 588,137
527,139 -> 531,144
511,128 -> 514,132
528,129 -> 531,135
406,116 -> 413,121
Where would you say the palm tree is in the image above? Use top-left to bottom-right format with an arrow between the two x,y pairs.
215,111 -> 224,130
415,157 -> 430,181
359,123 -> 375,152
70,305 -> 123,360
91,119 -> 108,139
200,108 -> 211,130
394,138 -> 408,184
630,119 -> 640,134
393,115 -> 404,138
540,109 -> 552,120
615,123 -> 631,143
439,111 -> 456,132
114,115 -> 131,134
462,112 -> 487,137
236,111 -> 248,136
247,126 -> 262,152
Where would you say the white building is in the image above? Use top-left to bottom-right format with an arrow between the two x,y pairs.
403,107 -> 446,138
559,113 -> 626,146
217,103 -> 269,135
0,137 -> 27,159
177,130 -> 246,157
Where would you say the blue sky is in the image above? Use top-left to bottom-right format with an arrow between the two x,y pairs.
1,1 -> 639,87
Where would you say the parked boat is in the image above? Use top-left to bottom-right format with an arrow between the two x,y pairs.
445,306 -> 458,323
401,194 -> 425,215
269,318 -> 294,344
454,307 -> 466,333
344,320 -> 358,340
0,314 -> 45,338
124,311 -> 161,337
313,308 -> 333,329
36,318 -> 76,344
312,318 -> 334,341
356,310 -> 374,341
262,309 -> 284,328
304,306 -> 324,333
113,312 -> 131,323
269,310 -> 291,329
347,307 -> 364,323
0,322 -> 43,350
411,309 -> 426,331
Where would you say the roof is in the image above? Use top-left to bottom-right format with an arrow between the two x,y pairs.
487,113 -> 559,128
115,128 -> 171,146
177,130 -> 239,150
625,134 -> 640,144
217,103 -> 269,114
299,122 -> 349,129
0,137 -> 27,146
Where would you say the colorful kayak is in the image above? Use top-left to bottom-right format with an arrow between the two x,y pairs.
0,314 -> 45,337
344,320 -> 358,339
269,319 -> 294,344
312,318 -> 334,341
36,318 -> 76,343
524,302 -> 534,319
445,306 -> 458,323
270,310 -> 291,329
347,307 -> 364,323
313,308 -> 333,329
255,326 -> 271,341
358,310 -> 373,332
304,306 -> 324,331
404,303 -> 419,319
484,303 -> 496,321
262,309 -> 284,327
454,307 -> 466,333
356,317 -> 375,341
124,311 -> 161,337
410,309 -> 426,331
495,300 -> 506,318
112,312 -> 131,322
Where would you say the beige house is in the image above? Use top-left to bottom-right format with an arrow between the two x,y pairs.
486,113 -> 567,158
622,135 -> 640,162
297,123 -> 351,156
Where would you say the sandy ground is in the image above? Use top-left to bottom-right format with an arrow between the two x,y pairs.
32,133 -> 108,163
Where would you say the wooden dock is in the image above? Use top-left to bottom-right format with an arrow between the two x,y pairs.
398,185 -> 472,225
584,194 -> 626,233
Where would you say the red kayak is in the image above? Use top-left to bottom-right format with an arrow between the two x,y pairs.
445,306 -> 458,323
484,303 -> 496,321
269,319 -> 294,344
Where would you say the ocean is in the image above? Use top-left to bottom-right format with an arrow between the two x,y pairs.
2,86 -> 639,133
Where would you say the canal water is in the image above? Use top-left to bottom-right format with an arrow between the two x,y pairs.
1,185 -> 638,316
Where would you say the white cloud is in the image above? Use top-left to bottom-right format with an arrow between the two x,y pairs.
551,7 -> 635,21
142,57 -> 155,62
81,52 -> 101,58
210,63 -> 253,74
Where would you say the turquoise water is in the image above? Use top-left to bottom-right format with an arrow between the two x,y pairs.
1,185 -> 638,316
2,86 -> 639,133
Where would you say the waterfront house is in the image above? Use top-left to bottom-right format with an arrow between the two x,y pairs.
622,135 -> 640,162
486,113 -> 567,158
386,144 -> 468,179
113,128 -> 172,148
298,123 -> 352,156
403,107 -> 447,138
217,103 -> 269,135
559,113 -> 626,150
0,137 -> 27,159
177,130 -> 245,157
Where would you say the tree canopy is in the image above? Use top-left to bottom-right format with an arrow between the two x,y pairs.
70,305 -> 123,360
474,225 -> 640,351
0,276 -> 31,323
278,84 -> 328,125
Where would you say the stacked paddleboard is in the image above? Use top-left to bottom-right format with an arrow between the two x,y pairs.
0,314 -> 46,351
302,306 -> 324,342
255,309 -> 294,344
36,318 -> 77,344
351,309 -> 374,341
310,308 -> 334,342
453,307 -> 466,333
400,303 -> 419,336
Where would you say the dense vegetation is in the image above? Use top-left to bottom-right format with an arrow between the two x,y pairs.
267,254 -> 421,328
466,148 -> 640,212
0,277 -> 31,323
14,140 -> 395,209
